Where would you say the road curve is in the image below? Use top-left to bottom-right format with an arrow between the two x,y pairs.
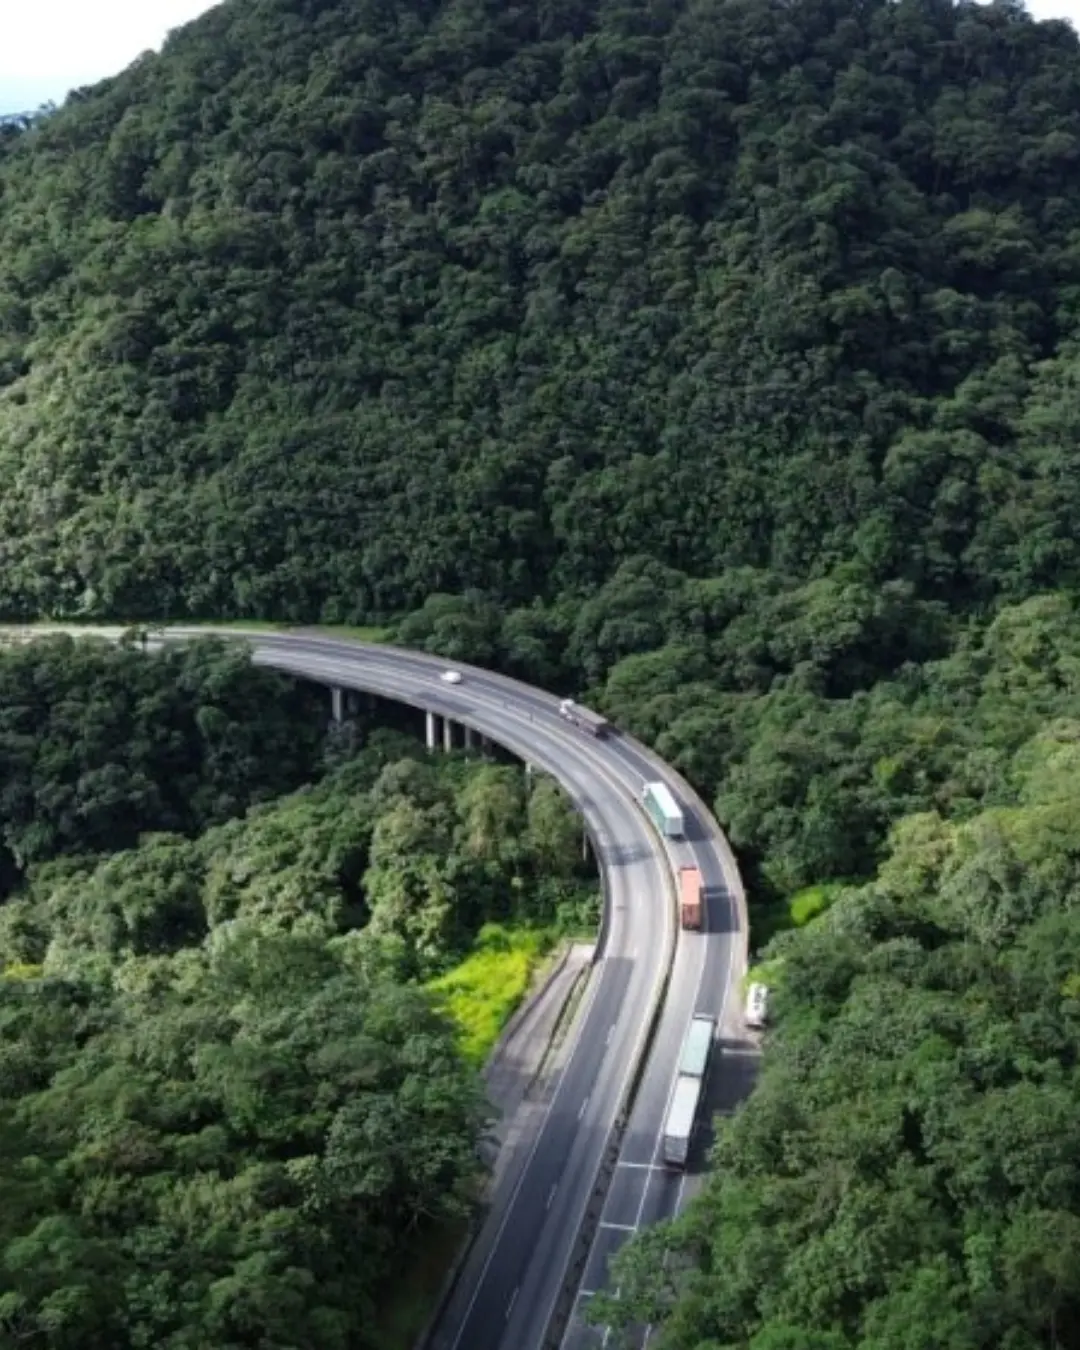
13,624 -> 749,1350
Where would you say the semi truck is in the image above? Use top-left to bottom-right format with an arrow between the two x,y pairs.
662,1014 -> 717,1166
558,698 -> 610,738
642,780 -> 685,838
678,864 -> 704,931
662,1077 -> 701,1168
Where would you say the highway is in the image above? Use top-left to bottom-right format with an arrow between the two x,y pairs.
12,624 -> 749,1350
561,741 -> 746,1348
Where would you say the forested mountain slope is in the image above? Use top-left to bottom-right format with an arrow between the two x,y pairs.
8,0 -> 1080,1344
600,690 -> 1080,1349
0,654 -> 596,1349
2,0 -> 1080,624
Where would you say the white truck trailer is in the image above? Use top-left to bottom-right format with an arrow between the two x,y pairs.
642,780 -> 685,838
662,1076 -> 702,1167
661,1014 -> 716,1166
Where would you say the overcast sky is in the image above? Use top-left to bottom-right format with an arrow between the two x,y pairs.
0,1 -> 223,116
1,0 -> 1079,118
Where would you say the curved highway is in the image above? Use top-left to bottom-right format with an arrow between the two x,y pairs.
13,624 -> 750,1350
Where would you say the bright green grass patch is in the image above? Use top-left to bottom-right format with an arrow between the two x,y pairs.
304,623 -> 395,643
428,923 -> 554,1066
182,621 -> 396,643
752,879 -> 850,953
788,882 -> 844,927
173,619 -> 395,643
156,620 -> 396,643
2,962 -> 43,981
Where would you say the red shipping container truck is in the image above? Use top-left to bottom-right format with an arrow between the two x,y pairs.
678,865 -> 704,931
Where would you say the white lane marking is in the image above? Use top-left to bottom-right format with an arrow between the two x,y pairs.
591,803 -> 717,1343
505,1286 -> 519,1319
605,1024 -> 615,1047
546,1183 -> 557,1210
616,1160 -> 665,1171
578,1094 -> 591,1121
599,1221 -> 637,1232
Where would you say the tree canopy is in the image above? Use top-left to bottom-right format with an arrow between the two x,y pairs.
598,706 -> 1080,1347
8,0 -> 1080,1343
0,663 -> 597,1348
1,0 -> 1079,630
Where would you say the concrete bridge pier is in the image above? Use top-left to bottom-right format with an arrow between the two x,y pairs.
426,710 -> 438,752
443,717 -> 454,752
330,686 -> 344,724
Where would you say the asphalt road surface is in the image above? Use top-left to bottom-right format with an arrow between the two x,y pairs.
12,625 -> 750,1350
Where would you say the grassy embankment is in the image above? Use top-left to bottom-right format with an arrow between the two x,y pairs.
428,923 -> 556,1065
375,924 -> 556,1348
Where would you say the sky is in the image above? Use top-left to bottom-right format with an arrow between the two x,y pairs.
1,0 -> 1080,119
0,1 -> 223,116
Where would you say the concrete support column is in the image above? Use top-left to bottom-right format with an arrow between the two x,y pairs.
443,717 -> 454,752
582,828 -> 593,863
525,761 -> 534,789
331,686 -> 344,724
425,710 -> 437,752
464,725 -> 477,753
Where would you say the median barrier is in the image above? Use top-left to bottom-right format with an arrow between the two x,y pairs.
538,802 -> 681,1348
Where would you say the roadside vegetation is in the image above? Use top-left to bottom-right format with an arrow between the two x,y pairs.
427,924 -> 555,1066
0,636 -> 596,1349
598,696 -> 1080,1347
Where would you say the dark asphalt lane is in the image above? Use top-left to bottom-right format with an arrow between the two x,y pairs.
560,740 -> 749,1350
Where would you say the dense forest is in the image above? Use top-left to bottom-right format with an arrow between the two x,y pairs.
0,0 -> 1078,630
0,638 -> 594,1348
0,633 -> 324,883
598,663 -> 1080,1347
5,0 -> 1080,1343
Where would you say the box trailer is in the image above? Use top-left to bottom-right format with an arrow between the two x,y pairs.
558,698 -> 610,738
678,864 -> 704,930
678,1014 -> 716,1079
662,1074 -> 703,1166
642,780 -> 685,838
662,1016 -> 716,1167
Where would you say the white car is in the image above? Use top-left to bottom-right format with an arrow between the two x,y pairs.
440,670 -> 463,685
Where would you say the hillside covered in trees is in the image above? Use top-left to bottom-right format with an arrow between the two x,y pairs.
0,0 -> 1079,630
0,637 -> 595,1348
598,594 -> 1080,1347
6,0 -> 1080,1344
